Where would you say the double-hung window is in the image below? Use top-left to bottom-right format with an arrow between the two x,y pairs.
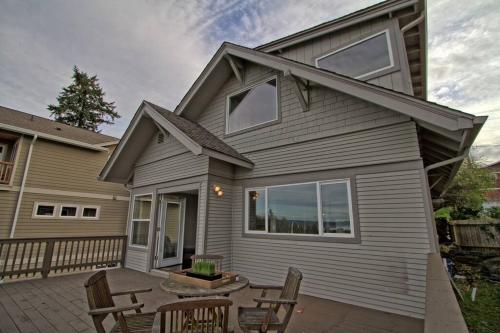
315,30 -> 394,79
246,179 -> 354,238
226,77 -> 278,134
130,194 -> 152,247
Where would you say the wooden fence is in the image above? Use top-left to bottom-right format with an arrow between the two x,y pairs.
0,235 -> 127,280
450,220 -> 500,251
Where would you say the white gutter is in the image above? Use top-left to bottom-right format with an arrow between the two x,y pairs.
0,123 -> 108,152
10,134 -> 37,238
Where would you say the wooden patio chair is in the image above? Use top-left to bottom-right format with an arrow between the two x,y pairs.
154,297 -> 233,333
238,267 -> 303,333
84,270 -> 155,333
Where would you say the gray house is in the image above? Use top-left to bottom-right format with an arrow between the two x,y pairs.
100,0 -> 485,320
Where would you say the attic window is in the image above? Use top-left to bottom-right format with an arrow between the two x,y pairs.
157,133 -> 165,144
315,30 -> 394,79
226,77 -> 278,134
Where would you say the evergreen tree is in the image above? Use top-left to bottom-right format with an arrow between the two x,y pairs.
48,66 -> 119,132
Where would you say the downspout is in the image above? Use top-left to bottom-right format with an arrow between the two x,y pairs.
10,134 -> 37,238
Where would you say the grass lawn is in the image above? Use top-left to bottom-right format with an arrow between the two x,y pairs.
456,279 -> 500,333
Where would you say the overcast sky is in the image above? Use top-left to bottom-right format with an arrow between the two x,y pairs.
1,0 -> 499,162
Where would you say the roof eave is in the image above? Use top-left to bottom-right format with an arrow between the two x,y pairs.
0,123 -> 108,152
256,0 -> 418,53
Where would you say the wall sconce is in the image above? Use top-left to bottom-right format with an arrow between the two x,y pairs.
213,184 -> 224,197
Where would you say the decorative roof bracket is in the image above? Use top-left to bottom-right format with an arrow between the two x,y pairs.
285,70 -> 310,112
225,54 -> 244,84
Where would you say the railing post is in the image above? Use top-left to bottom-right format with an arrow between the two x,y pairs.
120,236 -> 127,267
41,240 -> 55,279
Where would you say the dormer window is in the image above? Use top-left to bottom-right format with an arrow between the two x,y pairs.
315,30 -> 394,79
226,77 -> 278,134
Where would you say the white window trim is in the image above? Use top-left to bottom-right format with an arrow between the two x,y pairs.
244,187 -> 268,234
33,202 -> 57,219
59,204 -> 80,219
129,193 -> 153,248
81,205 -> 100,220
244,179 -> 355,238
225,75 -> 279,135
315,29 -> 394,80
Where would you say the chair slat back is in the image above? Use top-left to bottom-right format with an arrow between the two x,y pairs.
157,297 -> 232,333
84,270 -> 116,332
278,267 -> 303,313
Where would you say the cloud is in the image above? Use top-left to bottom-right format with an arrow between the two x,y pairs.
1,0 -> 499,162
427,0 -> 500,150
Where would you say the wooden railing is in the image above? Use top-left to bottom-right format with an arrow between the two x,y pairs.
0,235 -> 127,280
0,160 -> 14,184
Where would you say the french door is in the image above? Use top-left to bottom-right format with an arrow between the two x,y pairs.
157,197 -> 185,267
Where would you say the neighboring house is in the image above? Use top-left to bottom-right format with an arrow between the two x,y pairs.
0,106 -> 129,238
484,161 -> 500,207
100,0 -> 485,320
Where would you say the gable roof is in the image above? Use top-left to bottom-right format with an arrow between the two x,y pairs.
172,42 -> 485,197
256,0 -> 419,52
176,42 -> 480,132
99,101 -> 253,183
144,101 -> 252,165
0,105 -> 118,151
256,0 -> 428,99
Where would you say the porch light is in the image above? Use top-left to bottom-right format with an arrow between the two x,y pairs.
213,184 -> 224,197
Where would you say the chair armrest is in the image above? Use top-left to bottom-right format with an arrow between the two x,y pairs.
253,297 -> 297,305
249,284 -> 282,290
88,303 -> 144,316
111,288 -> 153,296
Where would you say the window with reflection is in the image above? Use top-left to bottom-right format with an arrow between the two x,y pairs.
227,78 -> 278,134
131,194 -> 152,246
316,30 -> 393,78
245,180 -> 354,238
247,189 -> 266,231
268,183 -> 318,234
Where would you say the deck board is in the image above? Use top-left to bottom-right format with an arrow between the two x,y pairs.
0,268 -> 424,333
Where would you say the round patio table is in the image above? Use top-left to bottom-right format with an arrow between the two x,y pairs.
160,275 -> 249,298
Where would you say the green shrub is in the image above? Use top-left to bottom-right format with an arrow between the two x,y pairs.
486,206 -> 500,219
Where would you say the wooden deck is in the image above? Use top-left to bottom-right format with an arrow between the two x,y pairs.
0,268 -> 424,333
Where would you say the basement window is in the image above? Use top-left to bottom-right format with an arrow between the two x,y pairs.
226,77 -> 278,134
34,203 -> 56,218
315,30 -> 394,79
82,206 -> 100,219
60,205 -> 78,218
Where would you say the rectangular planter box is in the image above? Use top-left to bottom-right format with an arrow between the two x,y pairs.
170,269 -> 237,289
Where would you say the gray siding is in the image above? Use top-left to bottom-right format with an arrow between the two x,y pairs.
205,180 -> 233,271
196,62 -> 409,155
236,121 -> 420,179
276,16 -> 408,93
231,168 -> 430,319
133,134 -> 210,188
125,249 -> 149,272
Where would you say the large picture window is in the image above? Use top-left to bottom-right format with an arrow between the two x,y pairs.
315,30 -> 394,79
245,180 -> 354,238
131,194 -> 152,247
226,77 -> 278,134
